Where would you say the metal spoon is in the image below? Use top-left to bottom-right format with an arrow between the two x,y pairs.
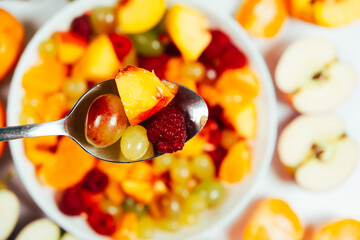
1,79 -> 208,163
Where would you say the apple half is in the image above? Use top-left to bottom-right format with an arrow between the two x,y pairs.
15,218 -> 60,240
278,115 -> 359,191
0,189 -> 20,240
275,37 -> 355,114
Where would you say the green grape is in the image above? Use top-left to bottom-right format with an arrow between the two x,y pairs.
157,219 -> 181,232
90,6 -> 116,34
153,154 -> 174,174
100,199 -> 122,218
39,37 -> 57,57
130,30 -> 164,57
170,157 -> 192,183
63,77 -> 87,100
191,153 -> 215,180
193,180 -> 226,207
142,143 -> 154,160
121,125 -> 149,160
158,193 -> 182,220
183,193 -> 207,214
180,211 -> 198,225
182,62 -> 206,81
122,197 -> 148,217
137,215 -> 155,239
172,183 -> 190,199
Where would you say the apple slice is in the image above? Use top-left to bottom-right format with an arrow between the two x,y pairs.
278,115 -> 359,191
275,38 -> 355,114
115,66 -> 174,125
15,218 -> 60,240
60,233 -> 80,240
0,189 -> 20,240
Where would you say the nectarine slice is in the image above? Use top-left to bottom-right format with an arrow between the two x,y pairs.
53,32 -> 87,64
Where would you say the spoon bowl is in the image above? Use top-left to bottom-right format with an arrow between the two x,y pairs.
1,79 -> 208,163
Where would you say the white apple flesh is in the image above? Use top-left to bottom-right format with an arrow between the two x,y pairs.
278,115 -> 359,191
0,189 -> 20,240
275,37 -> 355,114
61,233 -> 80,240
15,218 -> 60,240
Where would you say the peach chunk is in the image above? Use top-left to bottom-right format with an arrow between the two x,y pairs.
53,32 -> 87,64
117,0 -> 166,34
115,66 -> 174,125
312,219 -> 360,240
166,5 -> 211,61
121,180 -> 154,204
23,136 -> 58,166
112,212 -> 138,240
72,34 -> 121,83
243,198 -> 303,240
41,92 -> 67,122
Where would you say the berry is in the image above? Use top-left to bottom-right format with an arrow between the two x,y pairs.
82,169 -> 109,193
87,207 -> 116,235
200,119 -> 222,148
70,14 -> 92,41
207,146 -> 227,175
59,186 -> 85,216
109,33 -> 132,60
164,43 -> 181,57
201,30 -> 231,60
138,54 -> 168,79
146,107 -> 187,153
218,45 -> 247,73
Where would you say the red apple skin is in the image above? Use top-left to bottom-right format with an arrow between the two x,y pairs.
85,94 -> 128,147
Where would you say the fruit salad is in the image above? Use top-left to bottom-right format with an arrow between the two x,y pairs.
20,1 -> 260,238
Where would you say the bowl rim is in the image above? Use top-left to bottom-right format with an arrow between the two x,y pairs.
8,0 -> 277,239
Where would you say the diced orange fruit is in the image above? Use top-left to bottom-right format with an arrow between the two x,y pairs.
23,136 -> 58,166
165,57 -> 198,93
117,0 -> 166,34
216,67 -> 260,100
115,66 -> 174,125
22,92 -> 44,115
236,0 -> 287,38
127,162 -> 154,182
38,137 -> 95,190
41,92 -> 67,122
198,84 -> 222,107
243,198 -> 303,240
219,141 -> 251,183
121,180 -> 154,204
289,0 -> 315,22
105,180 -> 125,205
176,135 -> 206,158
97,160 -> 130,183
0,9 -> 24,81
224,101 -> 257,139
23,57 -> 66,94
53,31 -> 87,64
166,5 -> 211,61
312,219 -> 360,240
0,100 -> 6,158
112,212 -> 138,240
72,34 -> 120,83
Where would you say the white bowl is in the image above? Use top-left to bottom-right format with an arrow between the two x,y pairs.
8,0 -> 277,239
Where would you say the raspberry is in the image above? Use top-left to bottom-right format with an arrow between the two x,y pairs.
146,107 -> 187,153
201,30 -> 231,60
70,14 -> 92,41
87,207 -> 116,235
218,45 -> 247,73
59,186 -> 85,216
138,54 -> 168,79
207,146 -> 227,175
82,169 -> 109,193
200,119 -> 222,148
164,43 -> 181,57
108,33 -> 132,60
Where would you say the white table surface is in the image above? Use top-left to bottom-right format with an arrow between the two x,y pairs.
1,0 -> 360,239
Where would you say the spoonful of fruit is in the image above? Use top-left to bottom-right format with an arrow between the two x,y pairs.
1,66 -> 208,163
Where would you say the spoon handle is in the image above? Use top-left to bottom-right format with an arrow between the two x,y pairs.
0,119 -> 67,142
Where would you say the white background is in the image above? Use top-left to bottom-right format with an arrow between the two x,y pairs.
1,0 -> 360,239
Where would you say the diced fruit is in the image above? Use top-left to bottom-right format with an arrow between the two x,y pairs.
0,9 -> 24,81
70,14 -> 92,41
117,0 -> 166,34
218,45 -> 247,73
182,61 -> 206,81
0,189 -> 20,240
59,186 -> 85,216
191,153 -> 215,180
120,125 -> 149,160
158,193 -> 182,220
236,0 -> 287,38
275,37 -> 355,114
115,66 -> 174,125
146,107 -> 187,153
87,207 -> 116,235
82,168 -> 109,193
176,135 -> 206,158
53,32 -> 87,64
63,77 -> 87,102
193,179 -> 225,207
39,37 -> 57,57
278,115 -> 359,190
23,57 -> 66,94
157,219 -> 180,232
153,154 -> 174,174
90,7 -> 116,34
112,212 -> 138,240
219,141 -> 251,183
121,180 -> 154,204
97,160 -> 130,183
243,198 -> 303,240
201,30 -> 231,60
137,215 -> 155,239
198,85 -> 222,107
38,137 -> 95,190
127,162 -> 154,182
166,5 -> 211,61
220,129 -> 239,150
23,136 -> 58,166
183,193 -> 207,214
101,199 -> 122,218
105,180 -> 125,205
138,54 -> 168,79
122,197 -> 148,217
85,94 -> 128,148
170,157 -> 192,183
15,219 -> 60,240
130,30 -> 164,57
42,92 -> 67,122
289,0 -> 314,22
108,33 -> 133,60
312,219 -> 360,240
72,34 -> 121,83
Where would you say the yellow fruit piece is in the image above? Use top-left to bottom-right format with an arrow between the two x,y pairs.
117,0 -> 166,34
312,219 -> 360,240
105,180 -> 125,205
198,84 -> 222,107
38,137 -> 95,190
24,136 -> 58,166
41,92 -> 67,122
165,57 -> 198,93
23,57 -> 66,94
115,66 -> 174,125
289,0 -> 315,22
127,162 -> 154,182
176,135 -> 205,158
224,101 -> 257,139
121,180 -> 154,204
112,212 -> 138,240
243,198 -> 303,240
97,160 -> 130,183
166,5 -> 211,61
219,141 -> 251,183
72,34 -> 120,83
236,0 -> 287,38
53,32 -> 87,64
